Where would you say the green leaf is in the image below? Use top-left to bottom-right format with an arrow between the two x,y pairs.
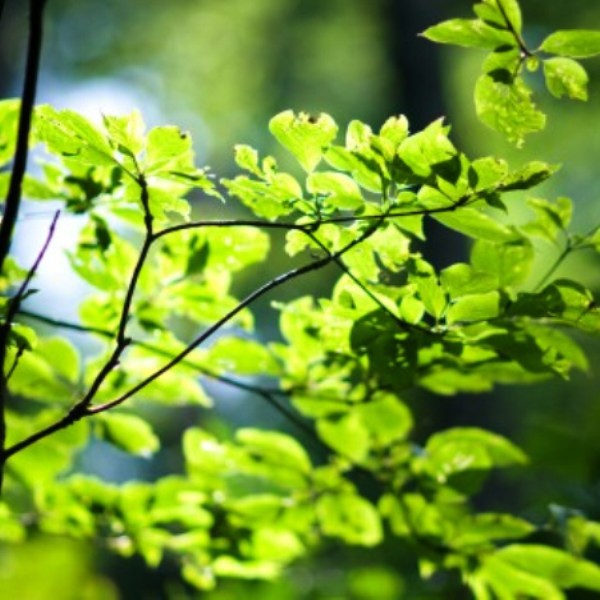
317,413 -> 370,463
491,0 -> 522,34
249,528 -> 305,563
98,413 -> 160,457
418,427 -> 527,483
0,503 -> 26,542
207,337 -> 281,376
144,125 -> 193,174
7,337 -> 79,402
103,110 -> 145,158
317,493 -> 383,546
523,197 -> 573,241
441,263 -> 498,299
269,110 -> 338,172
379,115 -> 409,148
397,118 -> 456,179
234,144 -> 262,176
6,410 -> 89,485
540,30 -> 600,59
0,99 -> 20,167
475,75 -> 546,147
306,171 -> 363,210
212,556 -> 279,580
223,175 -> 298,219
469,157 -> 509,191
407,258 -> 447,319
447,291 -> 502,324
471,238 -> 534,287
422,19 -> 513,49
543,57 -> 589,100
34,105 -> 115,167
236,429 -> 312,475
481,544 -> 600,597
451,513 -> 535,549
354,392 -> 413,446
433,208 -> 516,242
501,161 -> 558,191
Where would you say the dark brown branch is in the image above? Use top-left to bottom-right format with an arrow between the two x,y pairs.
116,175 -> 153,346
18,309 -> 318,440
4,222 -> 380,459
87,234 -> 368,414
0,0 -> 47,273
154,218 -> 305,241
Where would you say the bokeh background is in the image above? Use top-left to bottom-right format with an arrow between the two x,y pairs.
2,0 -> 600,598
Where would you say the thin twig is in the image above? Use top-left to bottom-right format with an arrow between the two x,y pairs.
4,222 -> 380,459
88,225 -> 376,414
301,225 -> 424,335
116,175 -> 153,346
5,345 -> 26,382
18,308 -> 318,439
496,0 -> 531,58
533,244 -> 571,292
4,211 -> 60,328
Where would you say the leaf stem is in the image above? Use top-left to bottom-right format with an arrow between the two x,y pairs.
4,223 -> 379,459
496,0 -> 531,58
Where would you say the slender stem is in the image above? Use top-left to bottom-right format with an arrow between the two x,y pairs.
154,219 -> 305,241
301,225 -> 422,334
496,0 -> 531,58
154,196 -> 476,240
18,309 -> 318,438
0,209 -> 57,493
87,232 -> 370,414
4,211 -> 60,328
533,244 -> 571,292
18,309 -> 115,337
4,223 -> 379,459
116,175 -> 153,347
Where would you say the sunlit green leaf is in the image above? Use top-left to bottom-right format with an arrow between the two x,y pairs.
236,428 -> 312,475
433,208 -> 515,242
543,57 -> 589,100
317,493 -> 383,546
475,75 -> 546,147
471,238 -> 534,287
269,111 -> 338,172
306,171 -> 363,210
422,19 -> 513,49
34,105 -> 115,167
0,99 -> 20,167
97,413 -> 160,457
103,110 -> 146,158
540,30 -> 600,59
417,427 -> 527,484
